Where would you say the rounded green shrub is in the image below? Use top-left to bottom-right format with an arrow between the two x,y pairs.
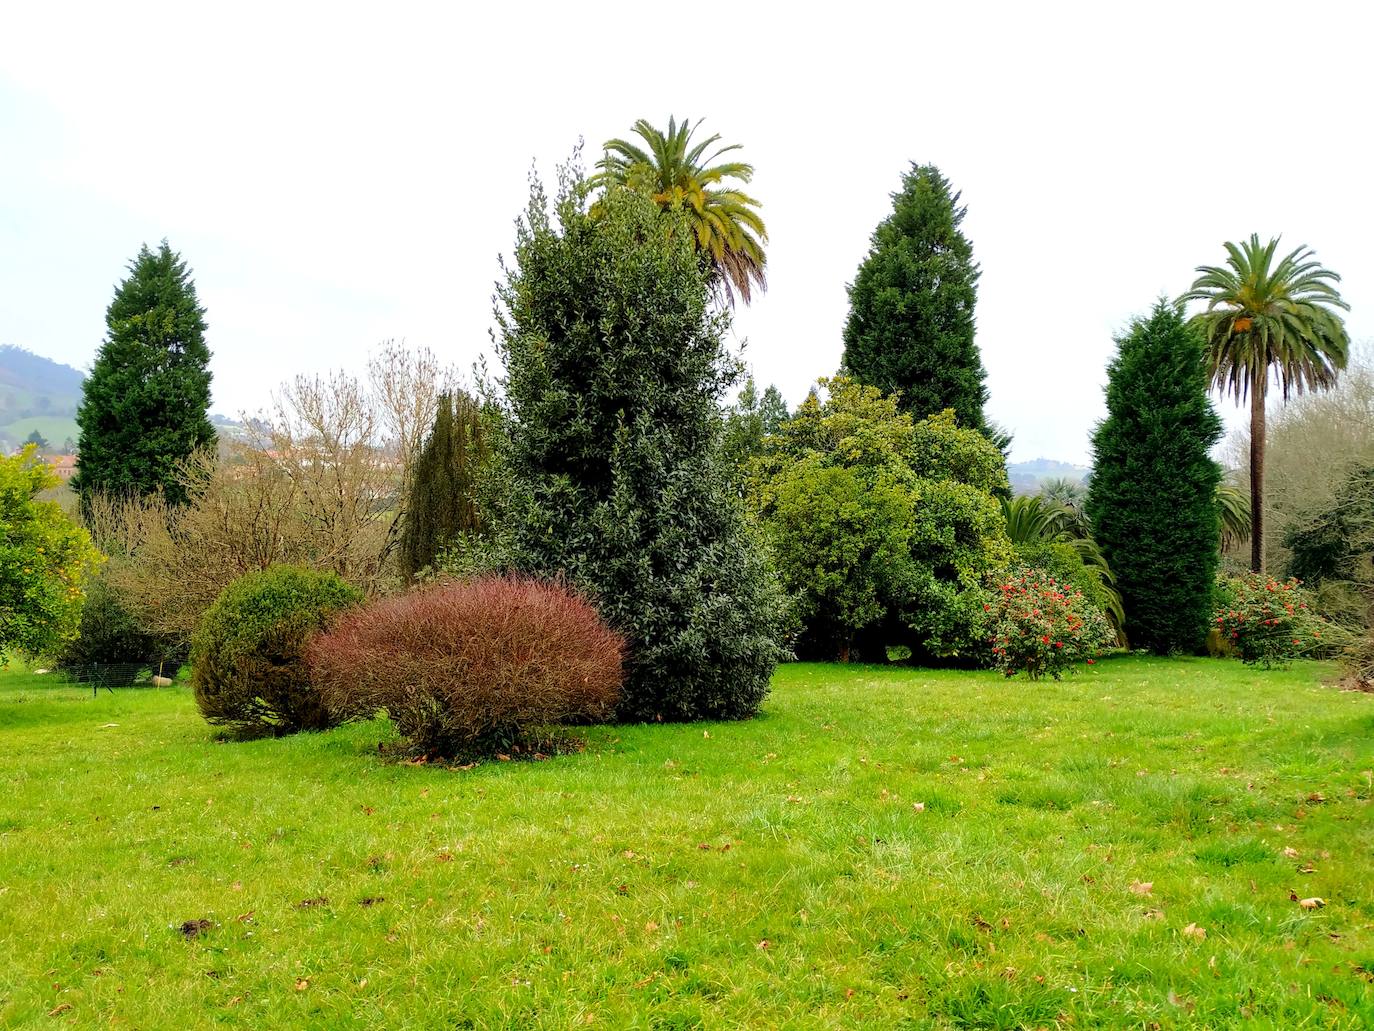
191,565 -> 364,737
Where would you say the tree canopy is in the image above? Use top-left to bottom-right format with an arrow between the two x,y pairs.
843,164 -> 989,432
75,241 -> 215,506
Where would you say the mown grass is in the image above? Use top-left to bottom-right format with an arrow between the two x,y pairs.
1,656 -> 1371,1028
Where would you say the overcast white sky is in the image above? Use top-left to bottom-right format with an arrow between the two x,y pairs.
2,1 -> 1371,463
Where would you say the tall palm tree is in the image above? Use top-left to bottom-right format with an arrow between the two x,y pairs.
593,116 -> 767,305
1180,235 -> 1349,572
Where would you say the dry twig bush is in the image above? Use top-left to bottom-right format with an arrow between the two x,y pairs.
85,341 -> 461,647
306,575 -> 625,757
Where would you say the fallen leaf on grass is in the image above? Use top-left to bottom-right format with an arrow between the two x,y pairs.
294,897 -> 329,909
294,978 -> 310,991
912,802 -> 926,813
1129,880 -> 1154,896
756,939 -> 770,950
1306,792 -> 1326,804
48,1003 -> 72,1016
1182,923 -> 1207,941
179,919 -> 213,939
358,897 -> 385,907
1282,846 -> 1299,858
1295,896 -> 1326,910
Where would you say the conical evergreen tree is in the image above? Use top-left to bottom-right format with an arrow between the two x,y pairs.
498,170 -> 787,722
75,241 -> 215,506
400,391 -> 488,579
1087,299 -> 1223,653
842,164 -> 989,431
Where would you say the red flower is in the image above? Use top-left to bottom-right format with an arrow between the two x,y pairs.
1041,635 -> 1050,644
1086,659 -> 1095,665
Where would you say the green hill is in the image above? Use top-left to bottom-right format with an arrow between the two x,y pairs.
0,345 -> 84,451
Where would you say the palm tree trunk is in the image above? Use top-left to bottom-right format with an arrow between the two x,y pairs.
1249,373 -> 1267,574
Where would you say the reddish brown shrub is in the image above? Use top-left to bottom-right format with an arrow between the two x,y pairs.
305,575 -> 624,757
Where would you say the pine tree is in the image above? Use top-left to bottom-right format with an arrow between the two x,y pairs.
842,164 -> 989,431
74,241 -> 215,506
400,391 -> 488,579
1087,299 -> 1223,653
498,171 -> 787,722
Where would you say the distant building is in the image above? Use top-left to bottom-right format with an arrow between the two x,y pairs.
46,454 -> 77,480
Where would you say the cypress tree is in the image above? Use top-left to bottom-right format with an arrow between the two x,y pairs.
498,172 -> 787,722
842,164 -> 989,431
75,241 -> 215,506
400,391 -> 488,578
1087,299 -> 1223,653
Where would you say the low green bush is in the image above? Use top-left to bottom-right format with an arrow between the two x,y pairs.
190,565 -> 364,737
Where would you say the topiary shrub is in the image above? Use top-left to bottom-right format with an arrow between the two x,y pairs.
306,575 -> 624,758
986,567 -> 1115,680
191,565 -> 364,737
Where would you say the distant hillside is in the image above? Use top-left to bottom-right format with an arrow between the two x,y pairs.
1008,458 -> 1091,495
0,345 -> 84,451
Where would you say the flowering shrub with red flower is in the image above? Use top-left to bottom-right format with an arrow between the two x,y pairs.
1212,573 -> 1349,668
986,567 -> 1115,680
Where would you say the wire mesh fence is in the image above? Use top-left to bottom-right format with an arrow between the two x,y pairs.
43,662 -> 182,696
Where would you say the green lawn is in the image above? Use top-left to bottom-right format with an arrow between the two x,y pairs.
1,658 -> 1371,1029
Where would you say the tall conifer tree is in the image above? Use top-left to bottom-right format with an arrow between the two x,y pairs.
400,391 -> 488,579
75,241 -> 215,505
843,164 -> 989,431
1087,300 -> 1223,653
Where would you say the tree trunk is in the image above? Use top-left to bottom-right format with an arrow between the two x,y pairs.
1249,372 -> 1267,574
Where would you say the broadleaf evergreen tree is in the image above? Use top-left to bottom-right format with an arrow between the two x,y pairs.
400,391 -> 488,579
843,164 -> 989,432
1087,300 -> 1223,653
497,169 -> 787,722
75,241 -> 215,506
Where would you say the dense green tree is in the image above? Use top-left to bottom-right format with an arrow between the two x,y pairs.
0,447 -> 102,662
719,376 -> 789,493
22,429 -> 49,450
75,241 -> 215,507
1087,300 -> 1223,653
1284,462 -> 1373,605
842,164 -> 989,432
593,117 -> 767,305
497,168 -> 786,722
751,376 -> 1011,662
1180,235 -> 1349,572
400,391 -> 489,579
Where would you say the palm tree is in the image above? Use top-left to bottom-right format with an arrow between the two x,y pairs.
593,116 -> 767,305
1180,235 -> 1349,572
1215,482 -> 1251,554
